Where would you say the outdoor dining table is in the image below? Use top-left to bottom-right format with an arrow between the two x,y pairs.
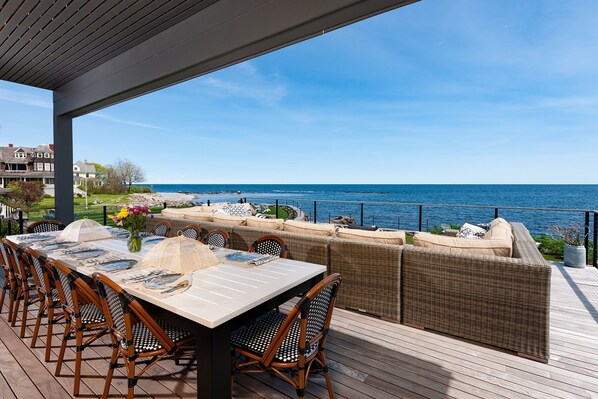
7,230 -> 326,398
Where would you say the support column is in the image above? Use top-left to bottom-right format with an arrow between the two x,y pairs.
53,114 -> 74,224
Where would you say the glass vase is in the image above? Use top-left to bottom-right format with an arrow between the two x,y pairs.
127,231 -> 142,252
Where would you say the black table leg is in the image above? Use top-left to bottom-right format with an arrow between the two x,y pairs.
196,322 -> 232,398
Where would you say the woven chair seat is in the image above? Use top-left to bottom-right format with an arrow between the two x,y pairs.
79,303 -> 106,325
130,319 -> 192,354
231,310 -> 319,363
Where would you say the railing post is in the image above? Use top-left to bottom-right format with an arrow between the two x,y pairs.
7,219 -> 11,235
103,205 -> 107,226
275,199 -> 279,219
360,203 -> 364,226
418,205 -> 423,232
585,211 -> 590,264
593,211 -> 597,268
18,210 -> 24,234
163,202 -> 167,209
495,208 -> 499,219
313,201 -> 317,224
207,199 -> 211,206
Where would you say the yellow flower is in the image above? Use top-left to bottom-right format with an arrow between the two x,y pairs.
117,207 -> 129,218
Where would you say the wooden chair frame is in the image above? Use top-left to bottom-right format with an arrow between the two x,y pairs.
150,220 -> 172,237
233,273 -> 342,399
26,219 -> 66,233
3,238 -> 40,337
93,272 -> 196,399
26,247 -> 65,361
249,234 -> 289,258
177,224 -> 202,241
0,240 -> 13,317
201,229 -> 230,248
49,259 -> 108,396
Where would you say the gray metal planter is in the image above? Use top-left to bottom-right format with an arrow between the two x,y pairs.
564,245 -> 586,268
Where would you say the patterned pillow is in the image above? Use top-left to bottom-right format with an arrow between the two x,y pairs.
456,223 -> 487,239
221,205 -> 253,217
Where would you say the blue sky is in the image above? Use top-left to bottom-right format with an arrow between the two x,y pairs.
1,0 -> 597,184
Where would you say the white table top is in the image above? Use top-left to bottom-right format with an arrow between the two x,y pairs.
8,230 -> 326,328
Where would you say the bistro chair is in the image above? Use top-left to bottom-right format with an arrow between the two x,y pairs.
0,239 -> 15,317
249,235 -> 289,258
3,238 -> 40,337
26,219 -> 66,233
202,229 -> 230,248
26,247 -> 64,361
150,220 -> 172,237
177,224 -> 202,241
93,272 -> 196,399
231,273 -> 342,399
49,259 -> 108,396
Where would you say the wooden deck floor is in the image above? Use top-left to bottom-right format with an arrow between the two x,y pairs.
1,262 -> 598,399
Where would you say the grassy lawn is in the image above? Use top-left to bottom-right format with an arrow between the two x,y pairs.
36,193 -> 131,209
261,205 -> 289,219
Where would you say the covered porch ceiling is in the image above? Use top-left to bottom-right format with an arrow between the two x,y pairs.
0,0 -> 417,221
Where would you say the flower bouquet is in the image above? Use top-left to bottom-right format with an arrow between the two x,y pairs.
109,206 -> 151,252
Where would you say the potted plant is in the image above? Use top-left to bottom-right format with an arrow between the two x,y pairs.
547,223 -> 587,268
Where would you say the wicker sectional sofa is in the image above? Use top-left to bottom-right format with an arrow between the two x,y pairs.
146,215 -> 551,361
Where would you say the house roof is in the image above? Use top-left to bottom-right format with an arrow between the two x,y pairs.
0,146 -> 31,163
74,161 -> 96,174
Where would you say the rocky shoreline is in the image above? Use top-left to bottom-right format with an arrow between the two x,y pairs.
128,193 -> 195,207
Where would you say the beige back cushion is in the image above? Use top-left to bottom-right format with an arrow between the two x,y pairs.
246,216 -> 284,230
160,207 -> 188,218
413,232 -> 512,257
200,203 -> 228,213
485,219 -> 514,242
283,220 -> 336,236
212,213 -> 247,226
183,211 -> 214,222
337,228 -> 406,245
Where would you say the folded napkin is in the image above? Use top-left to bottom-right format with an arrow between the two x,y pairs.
248,254 -> 278,266
129,272 -> 193,298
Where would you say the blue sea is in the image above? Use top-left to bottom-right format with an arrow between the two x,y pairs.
148,184 -> 598,236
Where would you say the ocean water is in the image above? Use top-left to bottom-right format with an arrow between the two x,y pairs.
149,184 -> 598,236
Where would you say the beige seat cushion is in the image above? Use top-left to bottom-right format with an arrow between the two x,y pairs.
183,211 -> 214,222
212,213 -> 247,226
200,203 -> 228,213
283,220 -> 336,236
337,228 -> 406,245
413,232 -> 512,257
246,216 -> 284,230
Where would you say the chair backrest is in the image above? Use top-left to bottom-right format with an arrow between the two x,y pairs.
261,273 -> 342,366
150,221 -> 171,237
0,239 -> 13,281
26,220 -> 66,233
202,229 -> 230,248
48,260 -> 102,324
3,238 -> 29,281
177,224 -> 201,241
249,235 -> 288,258
93,272 -> 176,353
25,248 -> 52,295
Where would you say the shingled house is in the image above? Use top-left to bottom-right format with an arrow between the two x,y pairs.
0,143 -> 55,195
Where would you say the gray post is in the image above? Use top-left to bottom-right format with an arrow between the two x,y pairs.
495,208 -> 499,219
593,211 -> 597,268
585,212 -> 590,264
418,205 -> 423,232
18,210 -> 24,234
275,199 -> 279,218
313,201 -> 317,224
360,203 -> 364,226
53,114 -> 74,224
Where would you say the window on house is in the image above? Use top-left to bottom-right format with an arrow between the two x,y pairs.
37,152 -> 42,157
51,164 -> 54,171
14,152 -> 26,158
44,153 -> 50,158
37,163 -> 43,171
45,163 -> 50,171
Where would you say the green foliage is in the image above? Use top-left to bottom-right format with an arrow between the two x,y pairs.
427,224 -> 444,235
6,181 -> 45,208
535,234 -> 565,259
129,185 -> 153,193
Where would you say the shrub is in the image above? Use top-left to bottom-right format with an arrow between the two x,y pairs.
427,225 -> 444,235
536,234 -> 565,259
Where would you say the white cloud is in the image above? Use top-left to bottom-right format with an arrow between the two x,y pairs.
87,112 -> 165,130
0,89 -> 51,109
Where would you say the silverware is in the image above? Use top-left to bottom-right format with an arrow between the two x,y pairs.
160,280 -> 189,295
122,269 -> 165,284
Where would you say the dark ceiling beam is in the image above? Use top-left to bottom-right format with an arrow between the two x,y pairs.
53,0 -> 417,117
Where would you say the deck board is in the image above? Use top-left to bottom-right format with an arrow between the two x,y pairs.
0,261 -> 597,398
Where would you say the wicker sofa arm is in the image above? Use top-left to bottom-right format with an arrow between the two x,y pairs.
402,245 -> 551,361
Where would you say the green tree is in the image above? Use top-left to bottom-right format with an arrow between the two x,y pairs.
6,181 -> 45,208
